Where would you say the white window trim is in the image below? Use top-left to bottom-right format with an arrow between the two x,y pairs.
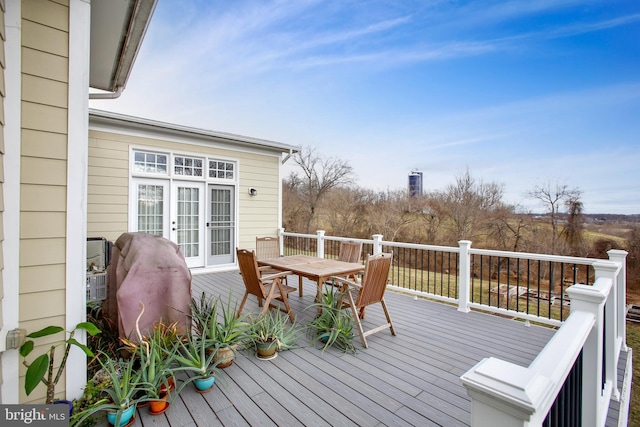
128,147 -> 240,270
130,147 -> 239,184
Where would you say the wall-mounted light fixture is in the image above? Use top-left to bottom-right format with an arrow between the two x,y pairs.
248,187 -> 257,196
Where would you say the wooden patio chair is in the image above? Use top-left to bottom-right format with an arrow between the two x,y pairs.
256,236 -> 281,260
236,248 -> 296,322
256,236 -> 298,296
332,252 -> 395,348
338,240 -> 363,264
338,240 -> 363,281
325,240 -> 364,288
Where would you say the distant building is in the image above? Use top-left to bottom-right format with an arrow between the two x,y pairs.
408,170 -> 423,197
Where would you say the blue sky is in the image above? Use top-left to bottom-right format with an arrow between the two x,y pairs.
91,0 -> 640,214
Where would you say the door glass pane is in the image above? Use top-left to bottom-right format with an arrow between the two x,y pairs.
209,188 -> 232,256
137,184 -> 164,236
177,187 -> 200,257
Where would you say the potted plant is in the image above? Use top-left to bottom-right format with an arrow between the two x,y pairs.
122,304 -> 180,415
190,292 -> 249,368
173,333 -> 222,394
246,309 -> 301,360
306,286 -> 357,354
70,354 -> 141,427
19,321 -> 101,405
132,323 -> 180,415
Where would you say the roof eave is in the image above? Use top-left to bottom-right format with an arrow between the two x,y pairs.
88,109 -> 299,155
90,0 -> 158,93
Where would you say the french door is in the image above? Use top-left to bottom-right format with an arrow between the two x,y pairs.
207,185 -> 235,265
132,179 -> 235,268
171,181 -> 205,268
133,179 -> 170,238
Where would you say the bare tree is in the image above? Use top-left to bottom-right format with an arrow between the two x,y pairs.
526,181 -> 582,254
289,146 -> 355,233
561,196 -> 587,256
487,205 -> 530,252
364,190 -> 418,242
431,169 -> 507,243
282,172 -> 307,232
322,187 -> 372,237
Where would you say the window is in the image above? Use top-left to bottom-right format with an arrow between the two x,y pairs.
209,160 -> 235,180
134,151 -> 168,175
137,184 -> 165,236
174,155 -> 203,177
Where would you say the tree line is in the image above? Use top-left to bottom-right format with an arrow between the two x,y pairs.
282,147 -> 640,291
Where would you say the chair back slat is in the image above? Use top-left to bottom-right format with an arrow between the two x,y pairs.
338,240 -> 363,263
256,236 -> 281,260
356,252 -> 392,308
237,249 -> 266,298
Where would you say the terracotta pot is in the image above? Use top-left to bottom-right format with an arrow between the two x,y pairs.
159,376 -> 175,394
148,393 -> 169,415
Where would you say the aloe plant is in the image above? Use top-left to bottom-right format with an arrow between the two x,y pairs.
173,333 -> 220,378
306,286 -> 356,353
70,354 -> 141,427
246,309 -> 302,352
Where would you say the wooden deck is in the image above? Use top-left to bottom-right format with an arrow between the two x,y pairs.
112,270 -> 628,426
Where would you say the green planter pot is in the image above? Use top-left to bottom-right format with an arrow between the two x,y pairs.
256,340 -> 278,360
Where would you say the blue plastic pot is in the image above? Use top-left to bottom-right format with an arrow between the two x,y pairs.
106,405 -> 135,427
194,375 -> 216,392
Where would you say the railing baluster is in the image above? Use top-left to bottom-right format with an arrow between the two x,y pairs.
280,231 -> 620,325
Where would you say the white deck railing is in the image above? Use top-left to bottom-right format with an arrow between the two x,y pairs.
462,257 -> 628,426
279,229 -> 630,426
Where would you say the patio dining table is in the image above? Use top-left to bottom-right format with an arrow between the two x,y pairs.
257,254 -> 365,300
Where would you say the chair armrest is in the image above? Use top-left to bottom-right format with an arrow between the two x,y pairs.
261,270 -> 293,281
330,276 -> 362,290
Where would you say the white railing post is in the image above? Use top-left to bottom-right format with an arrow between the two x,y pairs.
458,240 -> 472,313
278,228 -> 285,255
461,357 -> 552,427
566,263 -> 613,426
372,234 -> 383,255
596,261 -> 621,402
608,249 -> 628,351
316,230 -> 325,258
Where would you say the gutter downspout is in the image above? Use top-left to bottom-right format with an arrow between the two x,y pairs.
89,86 -> 123,100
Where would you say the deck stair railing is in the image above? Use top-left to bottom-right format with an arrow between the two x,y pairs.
279,229 -> 629,426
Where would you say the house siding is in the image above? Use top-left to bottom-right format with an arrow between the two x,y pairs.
88,127 -> 283,254
0,0 -> 6,397
19,0 -> 69,404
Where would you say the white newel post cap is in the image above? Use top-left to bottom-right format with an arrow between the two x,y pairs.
461,357 -> 553,426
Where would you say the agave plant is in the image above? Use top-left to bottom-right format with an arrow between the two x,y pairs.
70,354 -> 141,427
246,309 -> 302,353
306,285 -> 356,353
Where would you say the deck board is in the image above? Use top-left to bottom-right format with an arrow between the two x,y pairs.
100,269 -> 629,426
